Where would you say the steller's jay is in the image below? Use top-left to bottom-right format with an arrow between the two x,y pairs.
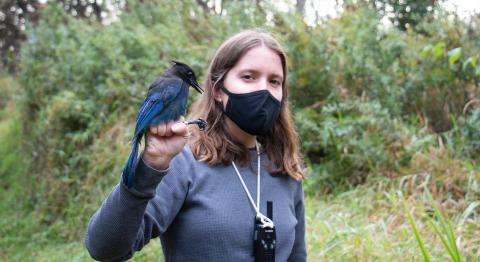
122,60 -> 205,188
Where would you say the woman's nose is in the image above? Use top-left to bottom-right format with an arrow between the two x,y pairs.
258,79 -> 268,91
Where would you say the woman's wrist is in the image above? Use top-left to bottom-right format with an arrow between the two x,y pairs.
141,151 -> 171,171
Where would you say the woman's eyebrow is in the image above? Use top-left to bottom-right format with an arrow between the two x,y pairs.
270,73 -> 283,80
238,69 -> 255,74
238,69 -> 283,79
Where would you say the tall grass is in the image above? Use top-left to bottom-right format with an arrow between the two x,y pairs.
406,186 -> 465,262
406,206 -> 431,262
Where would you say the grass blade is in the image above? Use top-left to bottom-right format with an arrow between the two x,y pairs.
424,186 -> 462,262
428,219 -> 455,259
459,201 -> 480,226
406,205 -> 431,262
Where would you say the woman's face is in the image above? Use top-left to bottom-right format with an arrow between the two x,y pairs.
217,46 -> 284,105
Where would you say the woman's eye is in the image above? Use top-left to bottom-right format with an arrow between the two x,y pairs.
271,80 -> 281,86
242,75 -> 253,80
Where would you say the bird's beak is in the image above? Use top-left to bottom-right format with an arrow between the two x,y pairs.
191,81 -> 204,94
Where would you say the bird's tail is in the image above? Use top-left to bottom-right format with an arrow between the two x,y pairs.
122,135 -> 142,188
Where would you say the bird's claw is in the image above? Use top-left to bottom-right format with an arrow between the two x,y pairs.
184,118 -> 208,131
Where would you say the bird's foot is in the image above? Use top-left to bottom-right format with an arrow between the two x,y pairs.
184,118 -> 208,131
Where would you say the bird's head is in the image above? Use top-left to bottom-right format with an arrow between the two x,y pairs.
171,60 -> 203,94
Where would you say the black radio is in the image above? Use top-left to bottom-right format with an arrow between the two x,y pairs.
253,201 -> 276,262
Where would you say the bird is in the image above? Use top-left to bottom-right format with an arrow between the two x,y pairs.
122,60 -> 205,188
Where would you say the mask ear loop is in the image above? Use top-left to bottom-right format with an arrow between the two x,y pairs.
212,72 -> 229,105
219,83 -> 234,96
216,77 -> 234,99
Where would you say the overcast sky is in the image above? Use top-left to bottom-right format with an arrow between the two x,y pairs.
298,0 -> 480,24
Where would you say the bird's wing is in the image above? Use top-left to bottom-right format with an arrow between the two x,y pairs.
134,92 -> 164,137
133,77 -> 184,137
155,77 -> 185,106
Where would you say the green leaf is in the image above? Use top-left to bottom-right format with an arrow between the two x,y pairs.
433,42 -> 446,58
462,58 -> 471,70
471,55 -> 478,67
420,44 -> 432,57
463,54 -> 478,70
448,47 -> 461,65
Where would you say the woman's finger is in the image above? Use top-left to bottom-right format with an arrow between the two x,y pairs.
158,124 -> 167,136
165,121 -> 174,137
150,126 -> 157,135
149,117 -> 186,137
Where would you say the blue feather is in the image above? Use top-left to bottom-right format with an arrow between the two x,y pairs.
134,93 -> 164,138
122,70 -> 193,188
122,136 -> 141,188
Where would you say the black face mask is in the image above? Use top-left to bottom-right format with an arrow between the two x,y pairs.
220,85 -> 281,135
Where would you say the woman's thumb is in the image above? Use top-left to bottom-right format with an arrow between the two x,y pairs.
171,121 -> 188,136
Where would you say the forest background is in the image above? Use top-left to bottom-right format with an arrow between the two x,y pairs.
1,0 -> 479,260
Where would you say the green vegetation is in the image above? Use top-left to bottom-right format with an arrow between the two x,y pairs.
1,0 -> 479,260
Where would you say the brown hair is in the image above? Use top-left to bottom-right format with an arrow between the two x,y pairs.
188,29 -> 305,180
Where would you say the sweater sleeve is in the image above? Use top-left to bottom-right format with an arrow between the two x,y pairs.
288,180 -> 307,262
84,148 -> 192,261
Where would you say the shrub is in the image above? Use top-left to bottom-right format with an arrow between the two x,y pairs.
296,100 -> 413,193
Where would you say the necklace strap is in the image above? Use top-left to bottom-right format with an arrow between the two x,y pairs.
231,141 -> 274,228
231,160 -> 258,213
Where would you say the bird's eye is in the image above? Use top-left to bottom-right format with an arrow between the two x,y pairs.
188,71 -> 193,75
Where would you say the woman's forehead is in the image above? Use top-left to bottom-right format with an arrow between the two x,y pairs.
233,46 -> 284,77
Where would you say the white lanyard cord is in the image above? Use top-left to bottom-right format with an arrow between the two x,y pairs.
231,141 -> 274,228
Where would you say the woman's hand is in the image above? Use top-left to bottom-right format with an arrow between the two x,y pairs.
141,117 -> 189,170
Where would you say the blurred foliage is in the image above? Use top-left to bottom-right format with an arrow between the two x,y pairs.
296,101 -> 413,192
0,0 -> 479,259
0,0 -> 122,73
445,108 -> 480,159
369,0 -> 439,31
0,0 -> 42,73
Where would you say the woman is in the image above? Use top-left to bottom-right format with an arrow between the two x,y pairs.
85,29 -> 306,262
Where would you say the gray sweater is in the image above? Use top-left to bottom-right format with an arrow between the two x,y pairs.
84,145 -> 306,261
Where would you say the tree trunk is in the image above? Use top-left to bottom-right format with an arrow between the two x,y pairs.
296,0 -> 306,15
